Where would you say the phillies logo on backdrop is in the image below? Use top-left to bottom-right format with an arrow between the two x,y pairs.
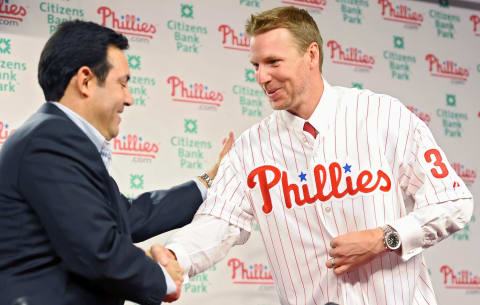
218,25 -> 250,52
0,121 -> 15,146
97,6 -> 157,39
166,75 -> 224,107
247,163 -> 391,214
112,134 -> 160,159
326,40 -> 375,69
470,14 -> 480,37
0,0 -> 27,23
425,54 -> 469,82
440,265 -> 480,290
280,0 -> 326,11
406,105 -> 431,126
227,258 -> 274,285
451,162 -> 477,185
377,0 -> 424,26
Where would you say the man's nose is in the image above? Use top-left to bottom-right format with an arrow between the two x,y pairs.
256,65 -> 271,85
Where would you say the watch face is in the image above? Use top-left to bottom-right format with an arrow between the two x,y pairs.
386,231 -> 401,250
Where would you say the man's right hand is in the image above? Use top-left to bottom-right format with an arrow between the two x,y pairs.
148,244 -> 183,302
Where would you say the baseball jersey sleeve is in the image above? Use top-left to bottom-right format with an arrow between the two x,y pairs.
392,108 -> 473,260
166,140 -> 254,278
195,140 -> 255,232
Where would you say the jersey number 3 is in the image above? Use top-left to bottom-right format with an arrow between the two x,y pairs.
424,149 -> 449,179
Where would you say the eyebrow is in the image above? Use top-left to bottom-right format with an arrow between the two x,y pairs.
250,55 -> 280,65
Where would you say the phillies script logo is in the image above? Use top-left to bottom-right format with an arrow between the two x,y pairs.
377,0 -> 424,26
425,54 -> 469,82
280,0 -> 326,11
451,162 -> 477,185
440,265 -> 480,290
327,40 -> 375,69
0,0 -> 27,22
227,258 -> 274,285
112,134 -> 159,159
167,76 -> 224,107
470,15 -> 480,37
406,105 -> 431,126
218,25 -> 249,52
97,6 -> 157,39
0,121 -> 14,145
247,163 -> 391,214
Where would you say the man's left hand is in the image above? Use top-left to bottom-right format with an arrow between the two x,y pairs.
326,228 -> 386,275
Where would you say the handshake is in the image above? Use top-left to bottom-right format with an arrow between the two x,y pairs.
145,245 -> 183,303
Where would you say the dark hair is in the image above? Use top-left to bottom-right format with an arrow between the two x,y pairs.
38,20 -> 129,101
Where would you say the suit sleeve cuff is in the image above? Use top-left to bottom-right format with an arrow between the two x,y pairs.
390,215 -> 424,261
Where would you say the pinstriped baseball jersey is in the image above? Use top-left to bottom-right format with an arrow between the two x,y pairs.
196,80 -> 472,305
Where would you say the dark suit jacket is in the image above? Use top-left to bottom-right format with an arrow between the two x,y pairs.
0,103 -> 203,305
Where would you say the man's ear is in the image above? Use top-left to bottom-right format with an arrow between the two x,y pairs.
307,42 -> 320,70
75,66 -> 96,97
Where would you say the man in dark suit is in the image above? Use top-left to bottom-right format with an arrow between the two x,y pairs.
0,20 -> 232,305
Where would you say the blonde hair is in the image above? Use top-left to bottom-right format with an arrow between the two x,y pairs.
245,6 -> 324,72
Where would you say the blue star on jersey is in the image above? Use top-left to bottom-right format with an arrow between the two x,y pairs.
299,171 -> 307,182
343,163 -> 352,173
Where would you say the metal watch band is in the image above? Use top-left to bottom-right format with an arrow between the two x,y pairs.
199,173 -> 213,188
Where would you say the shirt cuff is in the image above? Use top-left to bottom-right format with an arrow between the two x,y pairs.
193,178 -> 208,201
158,263 -> 177,295
390,214 -> 424,261
165,243 -> 191,283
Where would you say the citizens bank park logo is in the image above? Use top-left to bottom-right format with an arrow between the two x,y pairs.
227,258 -> 274,285
0,121 -> 15,146
280,0 -> 326,11
0,37 -> 28,93
127,54 -> 156,107
166,75 -> 224,108
406,105 -> 431,125
470,14 -> 480,37
436,94 -> 468,138
218,24 -> 250,52
0,0 -> 27,27
39,1 -> 84,34
384,36 -> 416,81
429,9 -> 460,39
233,68 -> 266,118
377,0 -> 424,27
440,265 -> 480,290
170,118 -> 213,170
326,40 -> 375,71
166,4 -> 208,54
97,6 -> 157,43
111,134 -> 160,163
124,173 -> 145,199
425,54 -> 469,83
336,0 -> 368,24
130,174 -> 144,190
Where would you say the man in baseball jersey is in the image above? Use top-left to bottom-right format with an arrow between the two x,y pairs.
164,6 -> 474,305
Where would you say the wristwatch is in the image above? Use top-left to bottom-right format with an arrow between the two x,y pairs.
198,173 -> 213,188
382,225 -> 401,251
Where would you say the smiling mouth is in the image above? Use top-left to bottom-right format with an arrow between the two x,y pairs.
265,87 -> 282,99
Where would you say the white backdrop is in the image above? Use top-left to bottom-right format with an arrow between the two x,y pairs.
0,0 -> 479,304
